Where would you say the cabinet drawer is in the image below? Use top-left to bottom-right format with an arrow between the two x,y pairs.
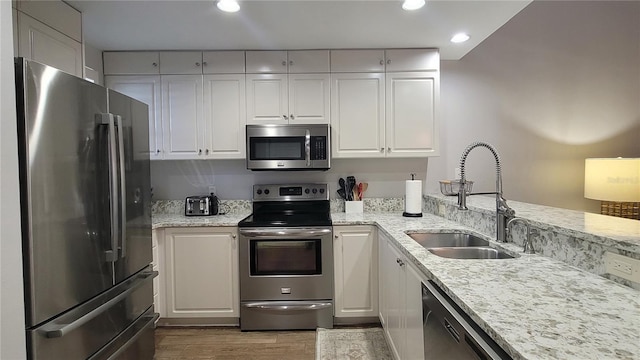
202,51 -> 245,73
330,50 -> 385,72
104,52 -> 160,75
160,51 -> 204,74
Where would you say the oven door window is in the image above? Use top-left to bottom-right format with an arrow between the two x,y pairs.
250,239 -> 321,276
250,137 -> 305,161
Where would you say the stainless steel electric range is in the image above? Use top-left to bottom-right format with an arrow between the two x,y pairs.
238,183 -> 334,331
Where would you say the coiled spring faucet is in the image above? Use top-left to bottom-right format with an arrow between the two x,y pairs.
457,142 -> 515,242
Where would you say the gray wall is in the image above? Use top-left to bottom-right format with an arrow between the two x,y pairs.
427,0 -> 640,213
151,158 -> 427,200
150,1 -> 640,214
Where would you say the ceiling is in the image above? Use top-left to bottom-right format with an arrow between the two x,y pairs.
68,0 -> 532,60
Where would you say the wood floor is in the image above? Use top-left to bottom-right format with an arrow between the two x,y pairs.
154,327 -> 316,360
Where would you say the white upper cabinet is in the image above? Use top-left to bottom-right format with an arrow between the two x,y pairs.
288,50 -> 330,73
104,75 -> 163,160
161,75 -> 204,160
330,50 -> 385,73
202,51 -> 245,74
104,52 -> 160,75
385,72 -> 439,157
331,73 -> 385,158
245,74 -> 289,124
202,74 -> 246,158
332,49 -> 440,158
246,50 -> 330,124
246,51 -> 288,73
16,12 -> 83,77
384,49 -> 439,72
159,51 -> 203,75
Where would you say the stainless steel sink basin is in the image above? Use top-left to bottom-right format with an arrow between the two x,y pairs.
427,247 -> 515,259
407,232 -> 489,248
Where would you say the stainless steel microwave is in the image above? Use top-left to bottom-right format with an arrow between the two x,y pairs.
246,124 -> 330,171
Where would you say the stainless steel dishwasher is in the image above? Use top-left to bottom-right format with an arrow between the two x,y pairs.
422,281 -> 512,360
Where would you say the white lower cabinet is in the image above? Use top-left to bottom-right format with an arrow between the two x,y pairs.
333,226 -> 378,319
164,227 -> 239,320
152,229 -> 165,317
379,232 -> 425,360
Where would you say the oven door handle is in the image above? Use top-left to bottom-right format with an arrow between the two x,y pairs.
305,129 -> 311,167
242,301 -> 332,312
239,228 -> 332,238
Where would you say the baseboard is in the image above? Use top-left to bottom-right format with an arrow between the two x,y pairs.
333,316 -> 381,326
156,317 -> 239,327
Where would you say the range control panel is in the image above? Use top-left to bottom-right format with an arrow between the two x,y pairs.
253,183 -> 328,202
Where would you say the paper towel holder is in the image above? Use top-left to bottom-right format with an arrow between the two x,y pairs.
403,173 -> 423,218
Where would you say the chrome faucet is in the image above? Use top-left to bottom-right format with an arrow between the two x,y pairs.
507,217 -> 537,254
457,142 -> 515,242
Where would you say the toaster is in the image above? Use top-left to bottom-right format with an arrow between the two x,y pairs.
185,195 -> 218,216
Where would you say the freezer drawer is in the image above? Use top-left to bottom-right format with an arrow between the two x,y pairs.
89,308 -> 158,360
27,268 -> 156,360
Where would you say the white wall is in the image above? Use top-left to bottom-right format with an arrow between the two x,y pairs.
427,0 -> 640,213
1,0 -> 27,358
151,158 -> 427,200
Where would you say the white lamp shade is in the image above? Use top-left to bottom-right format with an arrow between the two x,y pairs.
584,158 -> 640,201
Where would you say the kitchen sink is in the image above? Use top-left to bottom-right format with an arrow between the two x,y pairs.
406,232 -> 489,248
427,247 -> 515,259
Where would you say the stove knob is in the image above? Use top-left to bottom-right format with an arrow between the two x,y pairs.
264,189 -> 270,195
312,188 -> 318,194
319,188 -> 325,194
305,188 -> 310,194
257,189 -> 262,195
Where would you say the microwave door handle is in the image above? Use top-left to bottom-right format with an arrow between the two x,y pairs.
98,114 -> 119,263
305,130 -> 311,167
114,115 -> 127,259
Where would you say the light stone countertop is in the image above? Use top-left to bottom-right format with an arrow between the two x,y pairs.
152,213 -> 250,229
152,211 -> 640,360
333,212 -> 640,360
427,193 -> 640,253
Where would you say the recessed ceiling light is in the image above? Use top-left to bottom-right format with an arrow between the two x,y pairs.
402,0 -> 425,11
217,0 -> 239,13
450,33 -> 470,43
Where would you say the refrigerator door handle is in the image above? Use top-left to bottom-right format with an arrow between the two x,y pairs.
39,270 -> 158,339
114,115 -> 127,259
99,113 -> 119,263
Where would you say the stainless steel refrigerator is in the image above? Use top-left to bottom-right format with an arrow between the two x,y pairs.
15,59 -> 157,360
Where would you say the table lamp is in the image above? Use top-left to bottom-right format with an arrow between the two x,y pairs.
584,158 -> 640,220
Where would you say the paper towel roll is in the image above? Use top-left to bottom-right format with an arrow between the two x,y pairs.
405,180 -> 422,215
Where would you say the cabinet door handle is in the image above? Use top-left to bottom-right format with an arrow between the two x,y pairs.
290,114 -> 295,120
387,59 -> 392,65
388,147 -> 391,152
152,62 -> 158,67
289,60 -> 293,66
156,149 -> 160,154
198,149 -> 202,154
380,148 -> 384,152
196,62 -> 201,67
283,115 -> 289,120
335,235 -> 339,239
396,258 -> 405,267
232,234 -> 237,239
203,61 -> 208,66
282,61 -> 287,66
205,149 -> 209,154
379,60 -> 384,66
